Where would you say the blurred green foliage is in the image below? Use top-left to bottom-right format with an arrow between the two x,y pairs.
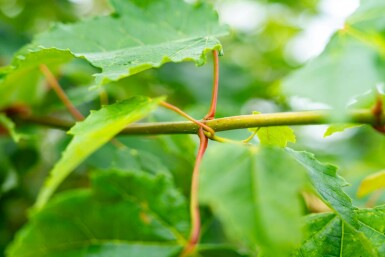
2,0 -> 385,256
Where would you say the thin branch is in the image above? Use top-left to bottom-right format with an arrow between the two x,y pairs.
204,131 -> 246,144
17,110 -> 385,135
40,64 -> 84,121
242,128 -> 259,143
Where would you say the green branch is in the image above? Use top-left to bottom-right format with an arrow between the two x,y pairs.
16,109 -> 384,135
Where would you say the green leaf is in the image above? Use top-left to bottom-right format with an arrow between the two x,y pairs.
286,149 -> 358,228
199,144 -> 306,256
0,154 -> 17,198
283,34 -> 381,114
248,112 -> 296,147
293,206 -> 385,256
0,49 -> 73,108
0,114 -> 22,142
31,0 -> 228,85
254,126 -> 296,147
86,144 -> 171,177
283,0 -> 385,115
35,96 -> 162,209
196,245 -> 249,257
357,170 -> 385,198
7,170 -> 189,257
347,0 -> 385,32
323,124 -> 362,137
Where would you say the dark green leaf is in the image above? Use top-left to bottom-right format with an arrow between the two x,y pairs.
7,170 -> 189,257
86,144 -> 170,177
286,148 -> 358,228
32,0 -> 228,85
293,206 -> 385,256
0,114 -> 22,142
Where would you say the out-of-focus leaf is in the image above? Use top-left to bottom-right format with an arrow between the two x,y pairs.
284,0 -> 385,115
0,49 -> 73,109
86,144 -> 170,177
9,147 -> 39,175
286,149 -> 358,228
0,114 -> 22,142
200,144 -> 305,256
293,206 -> 385,256
324,124 -> 362,137
7,170 -> 189,257
0,155 -> 17,197
283,35 -> 381,114
31,0 -> 228,85
196,245 -> 249,257
35,96 -> 162,209
347,0 -> 385,32
357,170 -> 385,198
118,135 -> 196,195
0,0 -> 77,33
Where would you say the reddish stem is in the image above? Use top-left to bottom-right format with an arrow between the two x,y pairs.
160,101 -> 215,136
181,50 -> 220,256
372,93 -> 385,134
40,65 -> 84,121
181,127 -> 208,257
204,50 -> 219,120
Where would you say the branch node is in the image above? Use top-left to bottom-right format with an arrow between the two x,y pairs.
371,93 -> 385,134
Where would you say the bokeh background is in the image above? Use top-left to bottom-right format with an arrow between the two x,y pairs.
1,0 -> 384,255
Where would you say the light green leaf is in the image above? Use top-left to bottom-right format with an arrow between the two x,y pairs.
347,0 -> 385,32
31,0 -> 228,85
283,1 -> 385,115
0,114 -> 22,142
324,124 -> 362,137
286,149 -> 358,228
0,49 -> 73,109
283,34 -> 381,114
293,206 -> 385,256
7,170 -> 189,257
357,170 -> 385,198
254,126 -> 296,147
35,96 -> 162,209
200,144 -> 306,256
